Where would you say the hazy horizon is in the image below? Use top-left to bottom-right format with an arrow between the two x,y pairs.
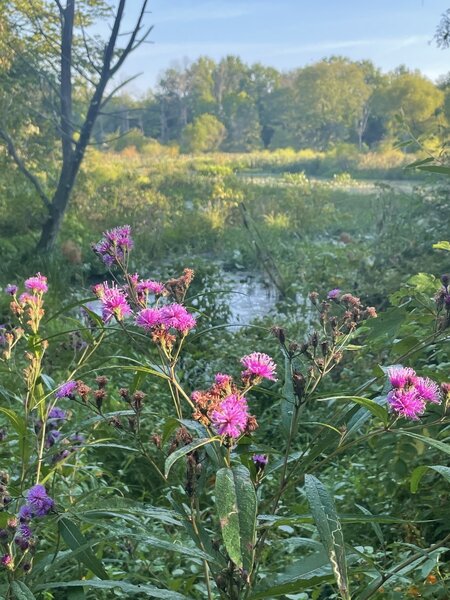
113,0 -> 450,95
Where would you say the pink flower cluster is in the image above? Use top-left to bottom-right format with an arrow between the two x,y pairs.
136,303 -> 196,333
387,366 -> 441,420
210,394 -> 250,438
93,225 -> 133,267
97,282 -> 132,323
241,352 -> 277,382
24,273 -> 48,294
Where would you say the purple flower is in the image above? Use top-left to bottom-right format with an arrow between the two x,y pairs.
136,279 -> 165,295
387,366 -> 417,389
55,380 -> 77,399
70,432 -> 85,446
18,505 -> 32,522
160,304 -> 196,332
100,283 -> 132,323
415,377 -> 441,404
5,284 -> 18,295
48,407 -> 67,421
211,394 -> 249,438
252,454 -> 268,469
24,273 -> 48,294
387,389 -> 425,420
241,352 -> 277,381
136,307 -> 162,330
327,288 -> 341,300
215,373 -> 232,386
46,430 -> 61,447
93,225 -> 133,266
1,554 -> 13,569
25,484 -> 54,517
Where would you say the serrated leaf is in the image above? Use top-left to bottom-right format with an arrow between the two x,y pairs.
304,475 -> 350,600
410,465 -> 450,493
248,552 -> 333,599
59,517 -> 108,580
35,580 -> 187,598
165,437 -> 218,478
215,465 -> 257,572
10,582 -> 36,600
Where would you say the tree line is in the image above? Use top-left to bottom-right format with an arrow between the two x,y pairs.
99,56 -> 449,153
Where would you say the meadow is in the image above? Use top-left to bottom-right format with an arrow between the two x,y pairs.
1,148 -> 450,599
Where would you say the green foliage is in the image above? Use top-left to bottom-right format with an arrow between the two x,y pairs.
180,114 -> 226,153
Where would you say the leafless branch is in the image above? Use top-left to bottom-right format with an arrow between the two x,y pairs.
0,127 -> 51,210
109,1 -> 151,77
100,74 -> 143,109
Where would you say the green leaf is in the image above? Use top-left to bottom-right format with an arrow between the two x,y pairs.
304,475 -> 350,600
417,164 -> 450,175
248,552 -> 333,599
433,241 -> 450,252
317,395 -> 389,426
35,580 -> 187,599
215,465 -> 257,571
405,157 -> 435,169
281,354 -> 297,436
399,431 -> 450,456
165,437 -> 218,478
0,407 -> 27,437
410,465 -> 450,493
59,517 -> 108,580
9,582 -> 37,600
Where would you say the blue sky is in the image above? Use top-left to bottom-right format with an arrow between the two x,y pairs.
116,0 -> 450,94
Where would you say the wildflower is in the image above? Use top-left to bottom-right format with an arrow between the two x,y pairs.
25,484 -> 54,517
210,394 -> 249,438
252,454 -> 268,469
136,279 -> 165,295
55,380 -> 77,399
136,307 -> 162,330
387,366 -> 417,389
48,407 -> 67,422
387,389 -> 425,420
1,554 -> 13,569
215,373 -> 232,386
5,284 -> 17,295
24,273 -> 48,294
327,288 -> 341,300
19,292 -> 37,305
241,352 -> 277,382
160,303 -> 196,332
100,283 -> 131,323
46,430 -> 61,447
18,505 -> 32,522
415,377 -> 441,404
70,433 -> 85,446
93,225 -> 133,266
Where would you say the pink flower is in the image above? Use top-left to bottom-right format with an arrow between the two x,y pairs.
100,283 -> 131,323
241,352 -> 277,381
160,304 -> 196,332
136,279 -> 165,295
136,307 -> 162,330
387,366 -> 417,389
24,273 -> 48,294
19,293 -> 38,305
215,373 -> 232,386
211,394 -> 249,438
387,389 -> 425,420
55,380 -> 77,399
327,288 -> 341,300
415,377 -> 441,404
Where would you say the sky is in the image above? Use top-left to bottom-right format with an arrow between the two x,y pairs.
115,0 -> 450,94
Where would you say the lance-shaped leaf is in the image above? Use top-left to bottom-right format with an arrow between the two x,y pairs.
410,465 -> 450,493
215,465 -> 257,572
304,474 -> 350,600
165,437 -> 218,478
59,517 -> 108,580
281,354 -> 297,436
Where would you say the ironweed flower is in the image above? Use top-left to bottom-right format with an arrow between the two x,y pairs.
327,288 -> 341,300
5,284 -> 17,295
48,407 -> 67,422
386,366 -> 441,420
160,303 -> 196,332
252,454 -> 268,469
136,307 -> 162,330
24,273 -> 48,294
25,484 -> 54,517
211,394 -> 249,438
55,380 -> 77,399
136,279 -> 165,295
241,352 -> 277,382
93,225 -> 133,266
387,389 -> 425,420
100,283 -> 131,323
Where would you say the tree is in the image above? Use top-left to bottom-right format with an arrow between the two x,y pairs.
0,0 -> 152,252
180,114 -> 225,153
